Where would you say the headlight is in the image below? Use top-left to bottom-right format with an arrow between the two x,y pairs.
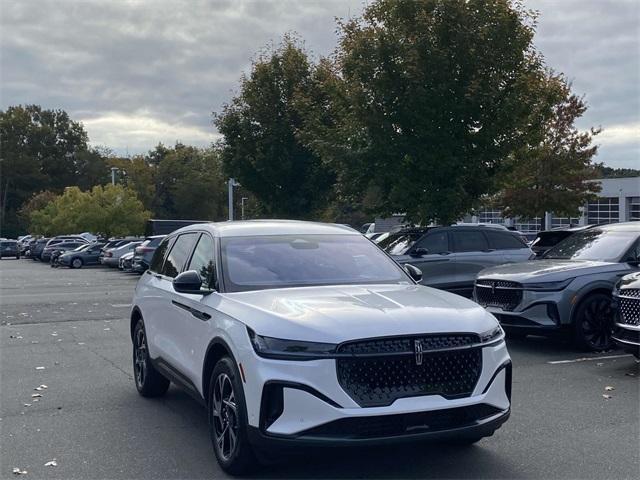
523,278 -> 574,292
480,325 -> 504,345
247,328 -> 337,360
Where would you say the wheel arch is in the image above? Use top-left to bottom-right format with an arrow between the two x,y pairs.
130,306 -> 143,342
202,337 -> 237,403
570,286 -> 614,325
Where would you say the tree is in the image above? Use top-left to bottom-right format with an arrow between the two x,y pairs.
0,105 -> 100,236
28,185 -> 150,237
214,37 -> 335,218
498,79 -> 601,219
302,0 -> 570,225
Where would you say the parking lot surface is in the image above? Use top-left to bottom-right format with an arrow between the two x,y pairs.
1,259 -> 639,479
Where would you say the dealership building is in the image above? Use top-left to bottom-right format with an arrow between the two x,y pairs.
470,176 -> 640,236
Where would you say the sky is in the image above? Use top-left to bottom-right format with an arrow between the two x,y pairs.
1,0 -> 638,169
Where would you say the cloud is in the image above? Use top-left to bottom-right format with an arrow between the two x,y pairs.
1,0 -> 637,168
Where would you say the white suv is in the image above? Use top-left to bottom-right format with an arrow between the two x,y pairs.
131,220 -> 511,474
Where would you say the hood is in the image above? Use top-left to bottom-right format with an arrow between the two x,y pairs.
477,259 -> 627,283
215,284 -> 498,344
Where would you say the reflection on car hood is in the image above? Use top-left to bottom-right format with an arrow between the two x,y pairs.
216,284 -> 498,344
477,259 -> 628,283
619,271 -> 640,289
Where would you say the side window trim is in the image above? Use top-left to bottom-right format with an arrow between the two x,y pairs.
186,232 -> 219,290
153,235 -> 176,275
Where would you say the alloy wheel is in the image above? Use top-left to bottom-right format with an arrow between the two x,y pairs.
134,328 -> 147,387
580,297 -> 613,350
212,373 -> 238,461
72,258 -> 82,268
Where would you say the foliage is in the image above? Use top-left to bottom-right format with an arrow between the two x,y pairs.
28,185 -> 151,237
498,80 -> 601,219
594,164 -> 640,179
215,36 -> 335,218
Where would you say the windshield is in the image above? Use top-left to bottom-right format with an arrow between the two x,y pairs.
377,232 -> 425,255
221,234 -> 411,292
543,229 -> 638,262
74,244 -> 90,252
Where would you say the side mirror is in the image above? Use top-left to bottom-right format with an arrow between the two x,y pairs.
173,270 -> 211,295
404,264 -> 423,283
410,247 -> 429,257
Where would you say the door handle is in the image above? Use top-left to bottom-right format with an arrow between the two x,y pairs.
172,300 -> 211,321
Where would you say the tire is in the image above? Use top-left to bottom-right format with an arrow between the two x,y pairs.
208,357 -> 258,475
133,319 -> 170,397
71,257 -> 83,269
573,293 -> 614,351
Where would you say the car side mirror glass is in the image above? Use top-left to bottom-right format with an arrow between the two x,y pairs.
410,247 -> 428,257
173,270 -> 212,295
404,264 -> 423,283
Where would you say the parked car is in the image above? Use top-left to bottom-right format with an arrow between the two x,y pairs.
382,226 -> 533,297
57,243 -> 106,268
102,241 -> 142,267
99,238 -> 140,264
612,272 -> 640,359
130,221 -> 511,474
17,235 -> 33,254
474,222 -> 640,351
131,235 -> 165,273
119,251 -> 135,271
30,238 -> 50,260
530,225 -> 595,257
0,240 -> 20,259
42,240 -> 87,262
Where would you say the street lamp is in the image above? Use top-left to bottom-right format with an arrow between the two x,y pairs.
241,197 -> 248,220
228,178 -> 241,221
110,167 -> 119,185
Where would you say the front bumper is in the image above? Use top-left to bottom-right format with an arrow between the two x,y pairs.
241,340 -> 511,446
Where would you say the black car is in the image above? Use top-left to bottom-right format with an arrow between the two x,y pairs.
30,238 -> 50,260
57,243 -> 106,268
0,240 -> 20,259
613,272 -> 640,359
530,225 -> 594,257
131,235 -> 165,273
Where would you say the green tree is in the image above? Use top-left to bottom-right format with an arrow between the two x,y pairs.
302,0 -> 570,225
498,80 -> 601,219
215,37 -> 335,218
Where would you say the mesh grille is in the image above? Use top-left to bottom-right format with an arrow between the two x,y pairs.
302,404 -> 503,439
474,280 -> 522,311
618,295 -> 640,326
336,334 -> 482,407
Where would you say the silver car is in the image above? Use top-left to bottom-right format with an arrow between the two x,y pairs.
382,226 -> 533,297
102,241 -> 142,267
474,222 -> 640,351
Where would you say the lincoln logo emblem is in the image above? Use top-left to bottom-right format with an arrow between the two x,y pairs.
414,339 -> 423,366
491,281 -> 496,294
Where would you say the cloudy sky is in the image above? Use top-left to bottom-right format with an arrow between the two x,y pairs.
1,0 -> 638,168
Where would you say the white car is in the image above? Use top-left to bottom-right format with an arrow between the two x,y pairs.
130,220 -> 511,474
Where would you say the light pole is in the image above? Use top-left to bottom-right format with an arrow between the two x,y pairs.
228,178 -> 241,221
110,167 -> 119,185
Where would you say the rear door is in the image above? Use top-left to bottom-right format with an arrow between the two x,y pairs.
449,229 -> 498,295
405,230 -> 454,288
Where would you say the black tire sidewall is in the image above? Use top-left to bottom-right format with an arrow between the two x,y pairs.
72,258 -> 83,268
132,319 -> 169,397
208,357 -> 256,475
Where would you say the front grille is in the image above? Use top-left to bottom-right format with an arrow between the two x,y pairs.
302,404 -> 503,439
336,334 -> 482,407
618,290 -> 640,326
474,280 -> 522,311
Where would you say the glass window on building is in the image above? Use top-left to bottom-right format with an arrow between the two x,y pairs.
551,216 -> 581,228
476,208 -> 505,225
587,198 -> 619,225
515,218 -> 542,235
629,197 -> 640,221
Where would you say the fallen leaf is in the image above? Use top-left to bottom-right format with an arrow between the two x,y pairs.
602,394 -> 612,399
44,460 -> 57,467
596,362 -> 603,367
23,404 -> 31,407
51,333 -> 58,337
626,372 -> 636,377
31,393 -> 42,398
604,386 -> 615,391
35,367 -> 45,370
12,467 -> 28,475
103,328 -> 111,331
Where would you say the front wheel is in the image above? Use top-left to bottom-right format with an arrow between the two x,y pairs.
71,257 -> 83,269
573,293 -> 614,351
132,319 -> 170,397
209,357 -> 258,475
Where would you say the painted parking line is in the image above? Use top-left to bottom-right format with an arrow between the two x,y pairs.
548,353 -> 633,365
110,303 -> 131,308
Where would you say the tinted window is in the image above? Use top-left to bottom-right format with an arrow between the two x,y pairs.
414,231 -> 448,254
221,234 -> 410,292
149,237 -> 173,273
161,233 -> 199,278
378,232 -> 425,255
188,234 -> 217,289
485,231 -> 526,250
451,230 -> 488,252
147,236 -> 165,247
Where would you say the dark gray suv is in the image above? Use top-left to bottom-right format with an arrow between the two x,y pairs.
381,226 -> 533,297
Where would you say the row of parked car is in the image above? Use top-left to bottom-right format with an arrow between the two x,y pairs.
13,234 -> 166,274
370,221 -> 640,355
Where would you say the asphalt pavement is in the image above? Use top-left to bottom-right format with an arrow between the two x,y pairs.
1,259 -> 639,479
